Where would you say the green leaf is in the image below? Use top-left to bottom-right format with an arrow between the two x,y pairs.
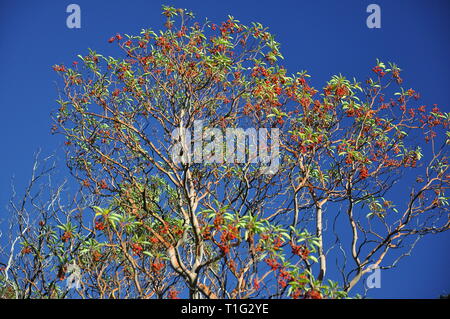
309,255 -> 318,263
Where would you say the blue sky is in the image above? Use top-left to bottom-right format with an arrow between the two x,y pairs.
0,0 -> 449,298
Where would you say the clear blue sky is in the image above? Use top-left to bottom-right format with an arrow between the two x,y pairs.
0,0 -> 448,298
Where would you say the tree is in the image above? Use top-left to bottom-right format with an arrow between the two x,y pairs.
1,6 -> 448,299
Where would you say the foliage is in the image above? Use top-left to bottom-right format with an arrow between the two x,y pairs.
1,6 -> 448,299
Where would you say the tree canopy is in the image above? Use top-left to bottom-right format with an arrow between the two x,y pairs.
1,6 -> 448,299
